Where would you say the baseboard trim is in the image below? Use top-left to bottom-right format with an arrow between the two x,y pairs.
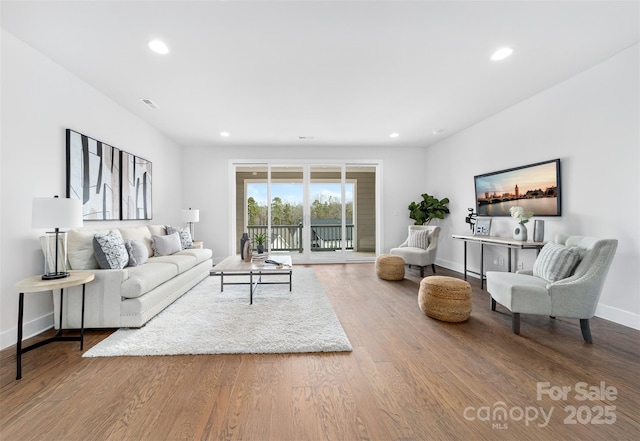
595,303 -> 640,330
0,312 -> 54,351
435,258 -> 480,279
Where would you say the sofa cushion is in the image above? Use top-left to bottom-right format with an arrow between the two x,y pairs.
67,228 -> 109,270
533,242 -> 581,282
125,239 -> 149,267
119,226 -> 154,257
93,230 -> 129,269
177,248 -> 213,264
120,262 -> 179,299
151,233 -> 182,256
148,254 -> 197,273
147,225 -> 166,236
166,225 -> 194,249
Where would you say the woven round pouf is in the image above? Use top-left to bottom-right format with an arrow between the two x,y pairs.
418,276 -> 472,322
375,254 -> 405,281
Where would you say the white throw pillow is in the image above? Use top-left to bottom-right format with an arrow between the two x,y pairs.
151,232 -> 182,256
533,242 -> 581,282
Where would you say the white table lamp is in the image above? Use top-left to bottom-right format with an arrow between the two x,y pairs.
32,196 -> 83,279
181,208 -> 200,239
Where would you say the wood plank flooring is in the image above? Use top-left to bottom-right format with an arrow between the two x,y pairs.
1,264 -> 639,440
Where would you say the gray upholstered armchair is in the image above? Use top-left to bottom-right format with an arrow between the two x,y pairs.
486,234 -> 617,343
390,225 -> 440,277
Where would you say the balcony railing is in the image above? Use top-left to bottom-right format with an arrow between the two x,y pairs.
247,224 -> 354,252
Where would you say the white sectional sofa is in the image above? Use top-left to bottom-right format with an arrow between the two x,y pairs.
53,225 -> 212,329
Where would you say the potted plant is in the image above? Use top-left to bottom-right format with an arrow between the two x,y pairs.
408,193 -> 451,225
254,233 -> 268,254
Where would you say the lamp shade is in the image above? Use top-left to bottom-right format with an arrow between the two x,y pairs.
32,197 -> 83,229
181,208 -> 200,223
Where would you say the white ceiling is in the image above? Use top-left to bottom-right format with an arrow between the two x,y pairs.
2,0 -> 639,148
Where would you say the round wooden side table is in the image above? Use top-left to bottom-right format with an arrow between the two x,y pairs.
14,271 -> 95,380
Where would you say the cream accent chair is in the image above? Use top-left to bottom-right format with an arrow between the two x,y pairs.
486,234 -> 617,343
390,225 -> 441,277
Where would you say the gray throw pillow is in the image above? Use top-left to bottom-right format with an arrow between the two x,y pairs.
93,230 -> 129,269
165,225 -> 194,249
533,242 -> 581,282
125,239 -> 149,266
151,232 -> 182,256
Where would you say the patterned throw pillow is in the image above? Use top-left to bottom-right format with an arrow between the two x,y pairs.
93,230 -> 129,269
408,229 -> 431,249
165,225 -> 194,249
533,242 -> 581,282
125,239 -> 149,267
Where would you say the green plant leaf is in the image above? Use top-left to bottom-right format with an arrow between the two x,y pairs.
407,193 -> 450,224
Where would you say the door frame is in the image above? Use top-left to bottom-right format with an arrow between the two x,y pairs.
229,159 -> 382,264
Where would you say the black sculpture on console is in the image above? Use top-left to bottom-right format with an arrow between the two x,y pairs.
465,208 -> 478,231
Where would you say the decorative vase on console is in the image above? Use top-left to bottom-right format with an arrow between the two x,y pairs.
509,206 -> 533,241
240,232 -> 250,259
513,223 -> 528,241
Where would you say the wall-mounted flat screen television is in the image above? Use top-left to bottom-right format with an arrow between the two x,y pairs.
474,159 -> 561,217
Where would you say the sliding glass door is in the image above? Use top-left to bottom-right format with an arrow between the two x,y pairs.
233,161 -> 379,263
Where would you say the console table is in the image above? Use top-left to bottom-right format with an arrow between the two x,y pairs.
452,235 -> 545,289
14,271 -> 95,380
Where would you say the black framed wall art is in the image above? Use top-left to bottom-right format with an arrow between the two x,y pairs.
121,151 -> 153,220
474,159 -> 561,217
66,129 -> 121,220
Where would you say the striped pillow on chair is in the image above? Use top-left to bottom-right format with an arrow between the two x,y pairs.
408,229 -> 431,250
533,242 -> 581,282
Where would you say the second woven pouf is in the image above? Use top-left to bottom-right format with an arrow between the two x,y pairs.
419,276 -> 472,322
375,254 -> 405,281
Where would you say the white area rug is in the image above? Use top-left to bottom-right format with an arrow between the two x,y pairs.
83,268 -> 352,357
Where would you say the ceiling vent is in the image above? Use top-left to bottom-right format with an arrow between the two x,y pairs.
140,98 -> 159,109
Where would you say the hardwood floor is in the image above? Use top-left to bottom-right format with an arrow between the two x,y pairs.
1,264 -> 639,440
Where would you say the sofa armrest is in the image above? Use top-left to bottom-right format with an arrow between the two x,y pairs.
55,269 -> 125,328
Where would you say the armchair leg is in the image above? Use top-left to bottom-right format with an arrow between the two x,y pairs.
431,264 -> 436,273
420,267 -> 424,277
490,297 -> 496,311
580,319 -> 593,344
512,313 -> 520,334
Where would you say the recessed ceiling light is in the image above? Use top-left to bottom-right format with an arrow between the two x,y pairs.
220,132 -> 230,137
491,47 -> 513,61
148,39 -> 169,55
389,133 -> 399,138
432,129 -> 445,135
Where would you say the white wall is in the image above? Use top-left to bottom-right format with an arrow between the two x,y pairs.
0,30 -> 185,349
181,145 -> 428,264
426,45 -> 640,329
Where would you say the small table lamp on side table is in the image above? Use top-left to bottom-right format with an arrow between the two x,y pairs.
182,208 -> 200,241
32,195 -> 83,279
14,271 -> 95,380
